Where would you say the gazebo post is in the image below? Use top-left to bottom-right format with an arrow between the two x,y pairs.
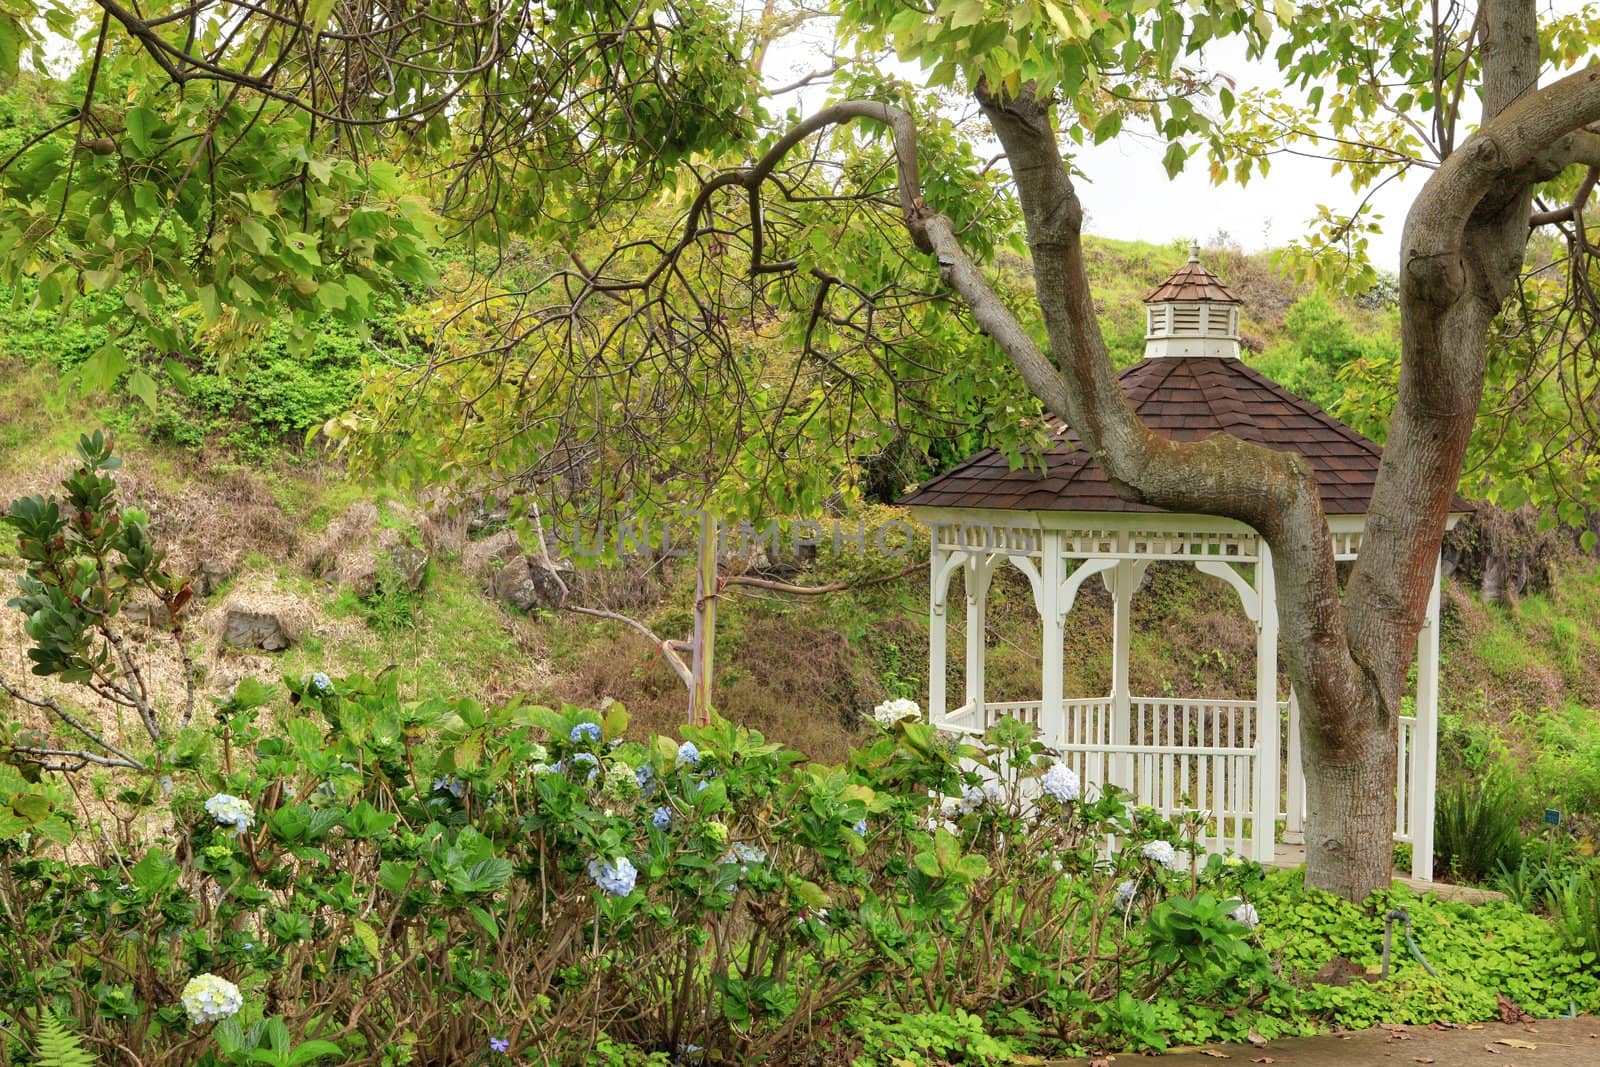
1284,688 -> 1304,842
964,557 -> 991,725
1410,556 -> 1442,881
1252,542 -> 1280,863
1109,560 -> 1136,787
1039,530 -> 1066,746
929,541 -> 948,725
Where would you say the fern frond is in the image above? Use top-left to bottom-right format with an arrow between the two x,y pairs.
34,1009 -> 96,1067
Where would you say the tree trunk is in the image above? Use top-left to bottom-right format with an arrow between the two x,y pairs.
1301,708 -> 1401,896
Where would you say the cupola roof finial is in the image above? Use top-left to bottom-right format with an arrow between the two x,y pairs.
1189,240 -> 1201,262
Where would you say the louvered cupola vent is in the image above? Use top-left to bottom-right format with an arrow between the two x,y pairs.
1142,242 -> 1242,359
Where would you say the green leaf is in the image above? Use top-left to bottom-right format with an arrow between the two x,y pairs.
126,369 -> 159,412
125,108 -> 159,153
34,1009 -> 95,1067
351,918 -> 380,959
289,1041 -> 344,1066
1092,110 -> 1123,144
1162,140 -> 1189,178
0,16 -> 21,83
78,342 -> 128,393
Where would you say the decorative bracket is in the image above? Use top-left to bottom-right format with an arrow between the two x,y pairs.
1194,560 -> 1259,623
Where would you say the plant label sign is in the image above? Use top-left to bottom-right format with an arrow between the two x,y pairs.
1543,808 -> 1561,826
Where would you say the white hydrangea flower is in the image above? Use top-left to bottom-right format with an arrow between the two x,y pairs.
982,780 -> 1006,806
872,697 -> 922,725
1040,762 -> 1080,803
1231,901 -> 1260,930
203,794 -> 254,834
1141,839 -> 1178,870
180,973 -> 243,1025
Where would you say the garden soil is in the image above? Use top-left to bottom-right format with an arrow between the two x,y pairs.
1052,1018 -> 1600,1066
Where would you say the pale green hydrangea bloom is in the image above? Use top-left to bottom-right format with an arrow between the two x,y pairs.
180,973 -> 243,1025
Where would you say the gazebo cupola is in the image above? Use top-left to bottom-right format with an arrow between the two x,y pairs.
1143,242 -> 1242,359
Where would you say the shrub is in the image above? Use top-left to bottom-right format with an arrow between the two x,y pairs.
1545,864 -> 1600,957
1433,767 -> 1528,884
0,681 -> 1283,1064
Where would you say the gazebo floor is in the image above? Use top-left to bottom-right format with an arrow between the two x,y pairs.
1266,842 -> 1507,904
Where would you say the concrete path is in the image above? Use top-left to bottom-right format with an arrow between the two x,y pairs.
1265,844 -> 1507,904
1049,1019 -> 1600,1066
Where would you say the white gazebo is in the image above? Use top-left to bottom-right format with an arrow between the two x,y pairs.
902,246 -> 1465,877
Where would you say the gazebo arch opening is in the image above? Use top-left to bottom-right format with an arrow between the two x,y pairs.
904,249 -> 1461,877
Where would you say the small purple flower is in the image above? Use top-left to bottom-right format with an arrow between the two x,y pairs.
853,820 -> 868,835
489,1036 -> 510,1053
570,722 -> 603,744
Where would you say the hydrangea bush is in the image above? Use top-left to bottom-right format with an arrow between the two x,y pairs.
0,670 -> 1283,1064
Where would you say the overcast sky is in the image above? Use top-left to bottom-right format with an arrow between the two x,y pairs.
762,14 -> 1427,272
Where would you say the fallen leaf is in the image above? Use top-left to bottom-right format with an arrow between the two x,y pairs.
1087,1058 -> 1113,1067
1466,1023 -> 1485,1030
1250,1058 -> 1276,1064
1246,1030 -> 1268,1048
1484,1044 -> 1500,1054
1199,1052 -> 1231,1060
1497,1039 -> 1538,1050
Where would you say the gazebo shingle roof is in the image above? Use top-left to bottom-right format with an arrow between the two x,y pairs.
1144,259 -> 1240,303
900,356 -> 1471,516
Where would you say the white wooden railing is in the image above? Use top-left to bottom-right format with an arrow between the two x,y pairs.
936,696 -> 1420,861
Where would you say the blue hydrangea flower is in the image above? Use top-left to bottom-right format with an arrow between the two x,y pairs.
723,842 -> 768,877
1040,762 -> 1081,803
853,819 -> 868,835
676,740 -> 700,766
636,763 -> 656,794
489,1036 -> 510,1054
570,752 -> 600,780
587,856 -> 638,897
432,776 -> 467,799
310,671 -> 333,695
652,806 -> 673,830
732,842 -> 766,865
570,722 -> 603,744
